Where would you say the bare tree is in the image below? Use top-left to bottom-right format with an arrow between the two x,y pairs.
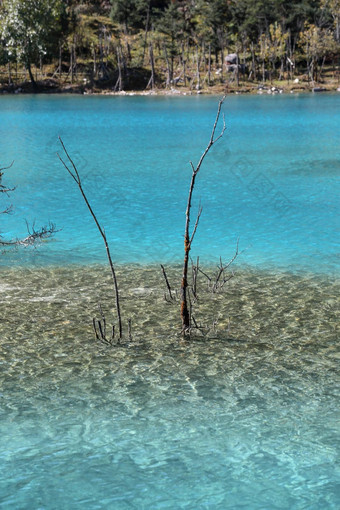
56,99 -> 232,342
181,96 -> 226,334
57,138 -> 123,342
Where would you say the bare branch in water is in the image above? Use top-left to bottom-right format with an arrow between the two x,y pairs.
0,161 -> 15,195
0,204 -> 13,215
128,319 -> 132,341
1,162 -> 58,248
0,221 -> 59,247
58,137 -> 123,341
211,238 -> 241,292
161,264 -> 175,302
191,256 -> 199,301
190,203 -> 203,246
197,266 -> 212,283
211,239 -> 239,292
93,304 -> 116,346
181,96 -> 226,334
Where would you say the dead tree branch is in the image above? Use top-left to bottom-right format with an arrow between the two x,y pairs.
191,256 -> 199,301
212,238 -> 240,292
161,264 -> 175,302
1,163 -> 58,247
57,137 -> 123,341
0,205 -> 13,215
181,96 -> 226,334
0,161 -> 15,195
93,304 -> 115,346
0,221 -> 59,247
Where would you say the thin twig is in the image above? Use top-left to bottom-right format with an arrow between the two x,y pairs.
189,204 -> 203,246
212,239 -> 240,292
128,319 -> 132,341
197,267 -> 212,282
191,256 -> 199,301
161,264 -> 174,301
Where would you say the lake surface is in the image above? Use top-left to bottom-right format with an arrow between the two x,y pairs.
1,93 -> 339,273
0,94 -> 339,509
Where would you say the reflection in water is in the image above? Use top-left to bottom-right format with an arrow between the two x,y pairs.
0,266 -> 339,508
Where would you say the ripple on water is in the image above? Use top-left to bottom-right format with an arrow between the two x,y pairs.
0,265 -> 339,509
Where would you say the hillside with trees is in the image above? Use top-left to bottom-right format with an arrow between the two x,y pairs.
0,0 -> 339,93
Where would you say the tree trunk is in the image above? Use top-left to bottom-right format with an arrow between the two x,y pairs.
93,45 -> 97,78
319,56 -> 326,82
202,40 -> 206,76
251,42 -> 256,81
236,52 -> 239,87
279,56 -> 284,80
163,44 -> 171,88
181,170 -> 197,332
182,43 -> 186,86
220,46 -> 224,82
148,42 -> 155,89
26,61 -> 38,90
114,46 -> 123,91
180,98 -> 225,334
70,46 -> 74,84
141,0 -> 151,66
196,45 -> 201,90
73,43 -> 77,79
208,43 -> 211,86
59,43 -> 62,82
7,62 -> 12,85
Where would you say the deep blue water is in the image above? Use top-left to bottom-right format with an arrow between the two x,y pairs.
0,94 -> 339,510
1,93 -> 339,274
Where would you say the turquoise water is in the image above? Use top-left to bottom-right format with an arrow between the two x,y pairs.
0,93 -> 339,273
0,94 -> 339,509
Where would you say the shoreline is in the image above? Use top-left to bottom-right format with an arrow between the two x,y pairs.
1,78 -> 340,97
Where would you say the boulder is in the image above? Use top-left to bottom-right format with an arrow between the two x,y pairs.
225,53 -> 238,65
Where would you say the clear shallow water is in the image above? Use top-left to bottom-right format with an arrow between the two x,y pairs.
0,266 -> 339,509
0,93 -> 339,273
1,95 -> 339,508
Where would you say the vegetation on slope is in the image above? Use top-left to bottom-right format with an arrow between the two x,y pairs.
0,0 -> 339,93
